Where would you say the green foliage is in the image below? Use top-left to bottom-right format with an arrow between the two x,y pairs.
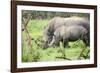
22,10 -> 90,20
22,19 -> 90,62
69,40 -> 86,48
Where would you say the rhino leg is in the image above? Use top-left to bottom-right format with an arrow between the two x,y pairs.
49,36 -> 59,48
87,34 -> 90,46
54,42 -> 60,47
62,39 -> 69,48
82,35 -> 89,47
42,41 -> 49,49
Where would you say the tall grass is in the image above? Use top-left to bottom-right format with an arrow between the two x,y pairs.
22,19 -> 90,62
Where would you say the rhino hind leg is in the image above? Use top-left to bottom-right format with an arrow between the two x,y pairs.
82,36 -> 89,47
87,35 -> 90,46
42,41 -> 49,49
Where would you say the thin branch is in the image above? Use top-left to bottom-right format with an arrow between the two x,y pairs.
56,57 -> 71,60
77,48 -> 86,59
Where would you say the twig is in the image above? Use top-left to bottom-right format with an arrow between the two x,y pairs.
77,48 -> 86,59
56,57 -> 71,60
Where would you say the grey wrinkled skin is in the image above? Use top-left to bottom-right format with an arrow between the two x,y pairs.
49,25 -> 89,48
43,16 -> 90,49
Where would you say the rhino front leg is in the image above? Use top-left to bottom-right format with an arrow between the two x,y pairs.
49,36 -> 59,48
42,41 -> 49,49
62,39 -> 69,48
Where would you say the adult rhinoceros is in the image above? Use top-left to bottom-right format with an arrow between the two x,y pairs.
42,16 -> 90,49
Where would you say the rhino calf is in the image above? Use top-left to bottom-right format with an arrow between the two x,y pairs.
49,25 -> 89,48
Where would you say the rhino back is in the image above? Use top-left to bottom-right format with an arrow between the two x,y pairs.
67,26 -> 87,41
64,16 -> 90,30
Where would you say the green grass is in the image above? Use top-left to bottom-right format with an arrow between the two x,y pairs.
27,19 -> 48,38
22,19 -> 90,62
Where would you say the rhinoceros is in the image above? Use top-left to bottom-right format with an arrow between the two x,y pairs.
49,25 -> 89,48
43,16 -> 90,49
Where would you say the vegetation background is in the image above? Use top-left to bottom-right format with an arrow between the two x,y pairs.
22,10 -> 90,62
